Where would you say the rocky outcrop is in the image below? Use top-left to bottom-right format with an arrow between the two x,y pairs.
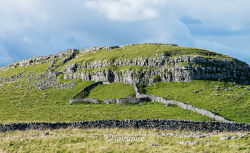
0,119 -> 249,132
80,46 -> 120,54
63,54 -> 250,84
0,72 -> 24,84
0,49 -> 79,72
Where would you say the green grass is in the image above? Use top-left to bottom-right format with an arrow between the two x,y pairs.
0,79 -> 212,124
0,63 -> 249,123
0,68 -> 249,123
62,43 -> 238,68
1,128 -> 250,153
86,83 -> 135,100
145,80 -> 250,123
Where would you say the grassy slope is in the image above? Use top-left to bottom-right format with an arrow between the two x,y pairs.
0,63 -> 212,123
1,128 -> 250,153
0,80 -> 212,123
145,81 -> 250,123
0,63 -> 49,78
86,83 -> 135,100
62,44 -> 237,68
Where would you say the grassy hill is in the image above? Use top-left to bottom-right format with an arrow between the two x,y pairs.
0,43 -> 249,124
65,43 -> 238,64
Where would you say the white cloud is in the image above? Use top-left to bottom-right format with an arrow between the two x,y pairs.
84,0 -> 166,22
0,0 -> 50,34
84,0 -> 250,31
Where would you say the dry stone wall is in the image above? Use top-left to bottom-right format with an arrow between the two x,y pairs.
68,81 -> 103,104
68,81 -> 230,122
1,119 -> 249,132
133,83 -> 230,122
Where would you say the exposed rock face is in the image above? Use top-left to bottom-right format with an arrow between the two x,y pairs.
63,54 -> 250,84
0,49 -> 79,71
80,46 -> 120,54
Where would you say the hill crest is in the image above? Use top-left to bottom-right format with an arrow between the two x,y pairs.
0,43 -> 249,85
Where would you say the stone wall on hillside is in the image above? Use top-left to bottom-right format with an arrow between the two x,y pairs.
0,119 -> 250,132
132,83 -> 230,122
68,81 -> 103,104
68,80 -> 230,122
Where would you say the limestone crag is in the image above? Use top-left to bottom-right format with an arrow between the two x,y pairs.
0,70 -> 75,90
80,46 -> 120,54
63,54 -> 250,84
0,49 -> 79,71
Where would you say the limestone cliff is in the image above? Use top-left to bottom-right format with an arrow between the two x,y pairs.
63,54 -> 250,84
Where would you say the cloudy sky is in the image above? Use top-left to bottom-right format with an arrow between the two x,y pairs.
0,0 -> 250,66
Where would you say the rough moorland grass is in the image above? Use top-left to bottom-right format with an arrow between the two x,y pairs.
63,44 -> 237,67
145,80 -> 250,123
1,128 -> 249,153
0,80 -> 212,124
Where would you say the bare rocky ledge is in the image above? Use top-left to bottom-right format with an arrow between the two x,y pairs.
63,54 -> 250,84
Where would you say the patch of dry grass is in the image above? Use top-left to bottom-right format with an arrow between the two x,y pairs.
0,128 -> 249,153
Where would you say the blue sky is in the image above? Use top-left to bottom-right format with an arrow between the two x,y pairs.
0,0 -> 250,66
